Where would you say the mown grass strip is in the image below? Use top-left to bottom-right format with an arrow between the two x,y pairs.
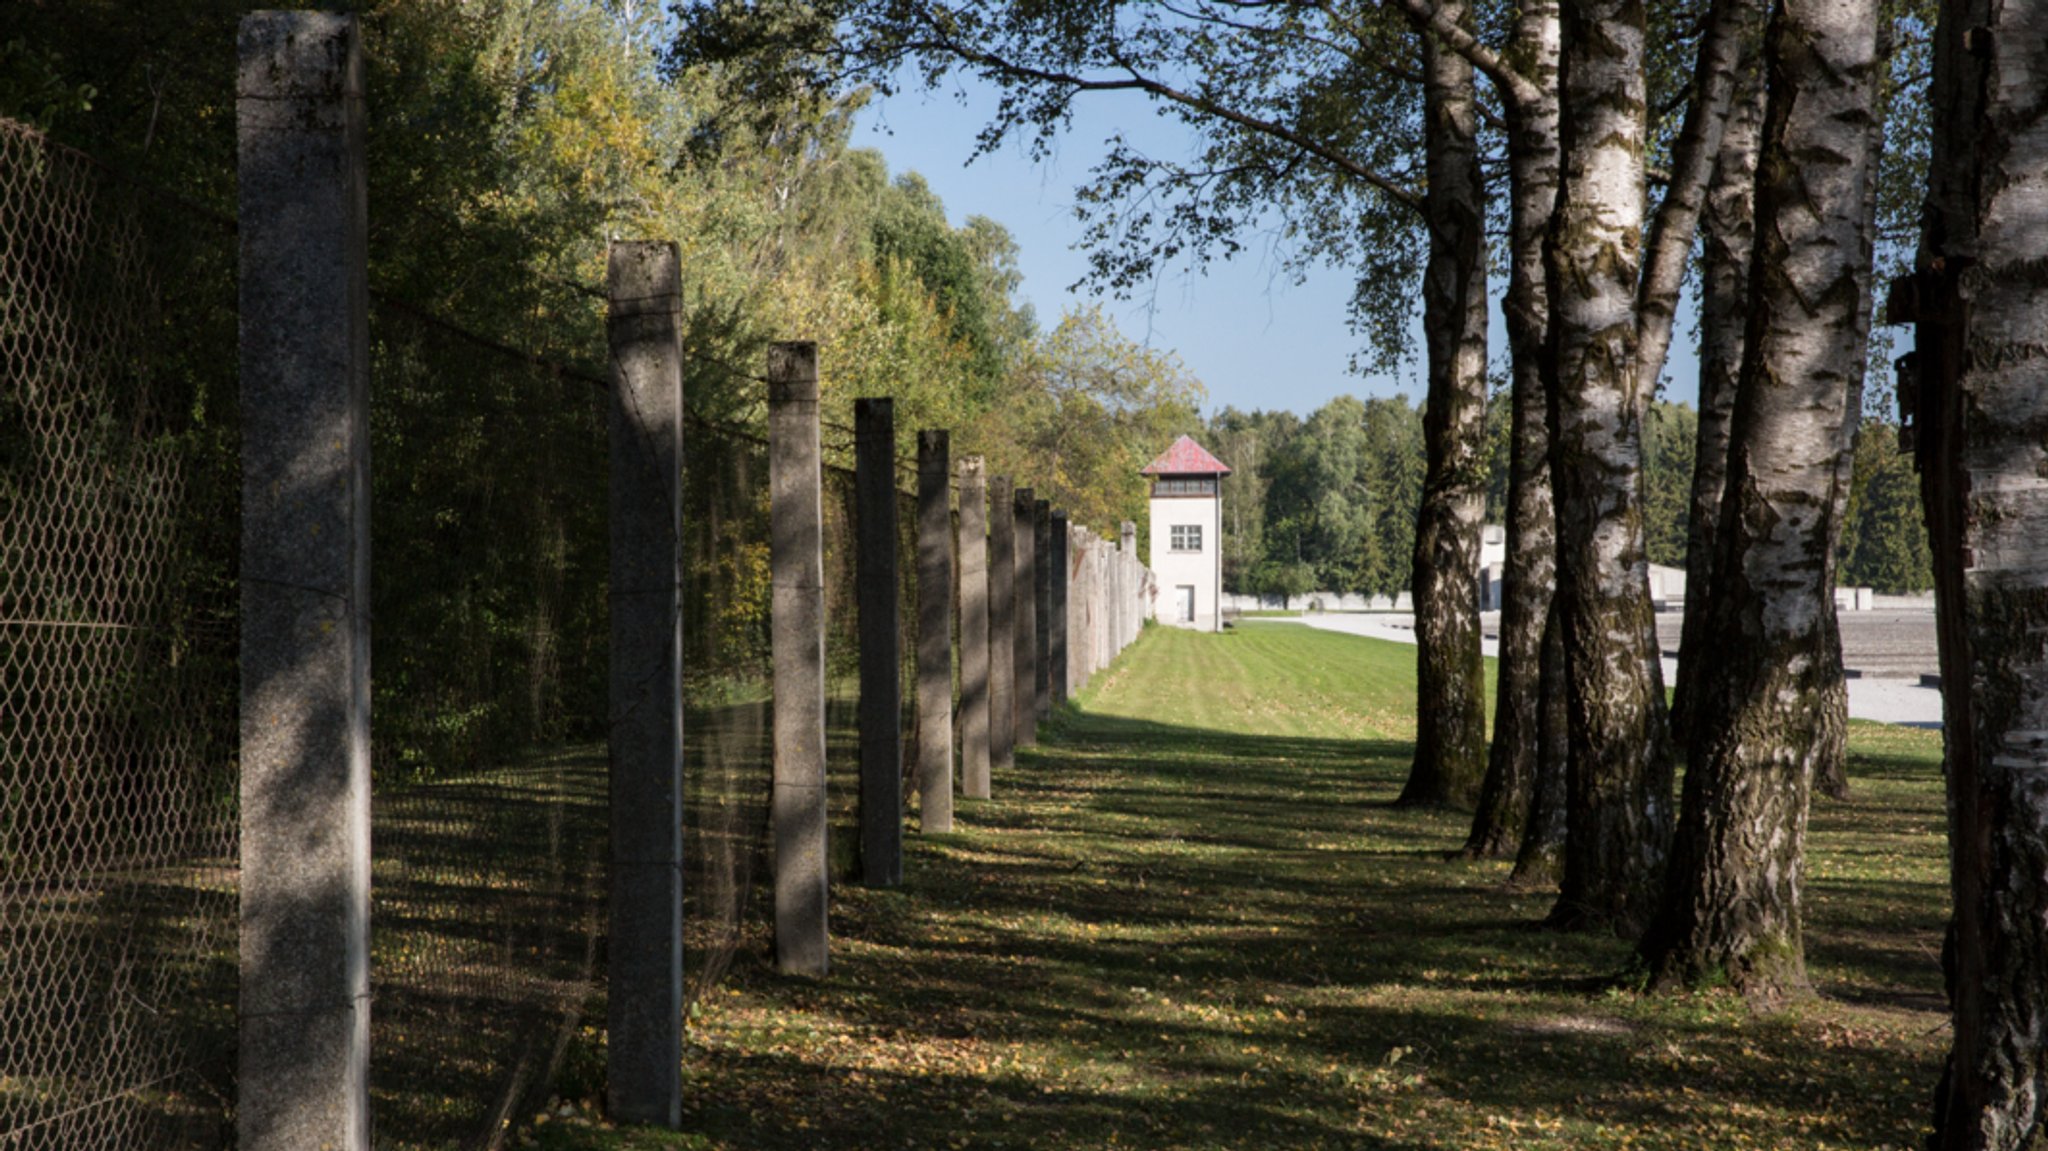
533,623 -> 1947,1151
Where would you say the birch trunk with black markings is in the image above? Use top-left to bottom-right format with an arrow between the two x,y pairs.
1919,0 -> 2048,1142
1399,0 -> 1491,809
1542,0 -> 1673,933
1462,0 -> 1561,854
1638,0 -> 1877,1000
1670,56 -> 1765,746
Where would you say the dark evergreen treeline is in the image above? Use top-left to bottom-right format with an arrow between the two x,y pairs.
1210,398 -> 1930,598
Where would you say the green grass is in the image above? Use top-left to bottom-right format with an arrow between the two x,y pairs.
529,624 -> 1948,1151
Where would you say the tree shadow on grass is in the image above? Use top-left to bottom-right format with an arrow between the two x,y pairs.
654,687 -> 1949,1151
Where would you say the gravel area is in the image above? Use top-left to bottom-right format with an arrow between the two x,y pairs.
1265,605 -> 1944,727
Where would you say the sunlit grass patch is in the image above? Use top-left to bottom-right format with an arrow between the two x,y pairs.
533,624 -> 1947,1151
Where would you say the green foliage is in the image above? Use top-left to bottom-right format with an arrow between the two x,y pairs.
966,305 -> 1206,552
1213,395 -> 1424,599
1642,401 -> 1699,569
9,0 -> 1165,783
1838,420 -> 1933,592
670,0 -> 1432,370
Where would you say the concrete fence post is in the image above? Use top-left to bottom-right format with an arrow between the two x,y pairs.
988,477 -> 1016,772
854,399 -> 901,886
1084,530 -> 1096,683
957,458 -> 991,799
1121,521 -> 1140,649
769,342 -> 828,977
603,241 -> 686,1127
236,15 -> 371,1149
1049,512 -> 1069,707
1034,499 -> 1053,721
917,431 -> 955,832
1013,488 -> 1038,750
1106,533 -> 1122,665
1096,535 -> 1110,672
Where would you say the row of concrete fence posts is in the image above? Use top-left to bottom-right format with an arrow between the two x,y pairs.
958,459 -> 992,799
1013,488 -> 1038,750
235,12 -> 371,1149
769,342 -> 830,978
230,15 -> 1155,1136
854,399 -> 902,886
989,477 -> 1018,770
917,431 -> 956,832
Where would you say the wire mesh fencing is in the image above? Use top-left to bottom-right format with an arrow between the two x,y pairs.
364,302 -> 612,1150
0,100 -> 1155,1151
0,117 -> 241,1149
680,419 -> 773,1004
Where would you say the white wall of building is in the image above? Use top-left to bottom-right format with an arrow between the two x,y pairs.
1149,493 -> 1223,631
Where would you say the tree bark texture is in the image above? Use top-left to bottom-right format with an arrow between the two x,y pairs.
1400,0 -> 1491,809
1920,0 -> 2048,1143
1671,63 -> 1767,745
1811,27 -> 1887,804
1541,0 -> 1673,934
1463,0 -> 1561,857
1511,604 -> 1573,887
1633,0 -> 1768,410
1638,0 -> 1877,1001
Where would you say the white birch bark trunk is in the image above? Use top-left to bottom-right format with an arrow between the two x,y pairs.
1400,0 -> 1491,807
1464,0 -> 1562,855
1919,0 -> 2048,1142
1670,52 -> 1766,744
1632,0 -> 1768,408
1638,0 -> 1878,1000
1542,0 -> 1672,933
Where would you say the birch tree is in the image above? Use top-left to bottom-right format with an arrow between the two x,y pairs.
1912,0 -> 2048,1139
1455,0 -> 1562,854
1397,0 -> 1490,805
1669,64 -> 1766,745
1638,0 -> 1879,997
1538,0 -> 1673,931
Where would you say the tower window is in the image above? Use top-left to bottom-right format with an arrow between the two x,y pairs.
1170,524 -> 1202,553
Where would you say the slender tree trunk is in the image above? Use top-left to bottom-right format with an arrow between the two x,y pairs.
1541,0 -> 1672,934
1638,0 -> 1877,1001
1400,2 -> 1491,809
1632,0 -> 1768,407
1511,602 -> 1571,886
1669,51 -> 1766,745
1463,0 -> 1561,855
1810,21 -> 1887,803
1920,0 -> 2048,1142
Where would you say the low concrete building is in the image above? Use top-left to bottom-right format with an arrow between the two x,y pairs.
1143,435 -> 1231,632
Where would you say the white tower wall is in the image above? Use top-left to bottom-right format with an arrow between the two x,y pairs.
1148,490 -> 1223,632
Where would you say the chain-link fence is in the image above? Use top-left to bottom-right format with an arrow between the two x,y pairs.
0,118 -> 241,1149
680,419 -> 773,1003
0,104 -> 1094,1150
364,302 -> 612,1151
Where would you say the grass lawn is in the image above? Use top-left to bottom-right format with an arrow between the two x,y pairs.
532,622 -> 1950,1150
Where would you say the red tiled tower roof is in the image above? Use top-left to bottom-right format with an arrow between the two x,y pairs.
1140,434 -> 1232,476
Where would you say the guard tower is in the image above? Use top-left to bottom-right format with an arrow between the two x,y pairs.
1142,434 -> 1231,632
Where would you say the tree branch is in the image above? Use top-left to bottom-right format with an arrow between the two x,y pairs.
890,16 -> 1425,216
1375,0 -> 1542,112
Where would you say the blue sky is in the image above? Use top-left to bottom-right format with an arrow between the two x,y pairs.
852,81 -> 1704,420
